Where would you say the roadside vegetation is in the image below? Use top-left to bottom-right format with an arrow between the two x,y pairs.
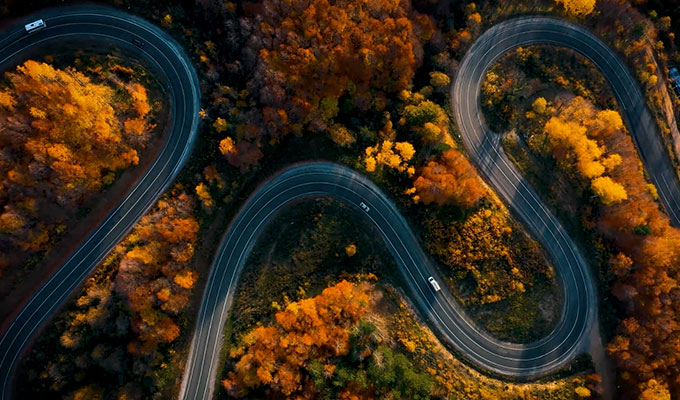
199,0 -> 562,344
219,198 -> 596,399
474,0 -> 680,175
483,41 -> 680,398
5,0 -> 678,397
17,187 -> 201,399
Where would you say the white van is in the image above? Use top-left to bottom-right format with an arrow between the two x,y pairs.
428,277 -> 441,292
25,19 -> 46,33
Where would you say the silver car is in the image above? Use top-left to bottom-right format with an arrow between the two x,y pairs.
428,276 -> 441,292
359,202 -> 370,212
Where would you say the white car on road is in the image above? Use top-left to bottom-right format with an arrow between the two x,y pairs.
428,276 -> 441,292
25,19 -> 46,33
359,202 -> 370,212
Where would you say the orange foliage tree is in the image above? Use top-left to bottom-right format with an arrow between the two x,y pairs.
19,190 -> 199,399
222,281 -> 369,397
536,96 -> 680,396
410,149 -> 486,207
0,60 -> 154,274
218,133 -> 263,170
114,191 -> 199,354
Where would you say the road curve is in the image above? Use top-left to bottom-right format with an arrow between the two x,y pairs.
0,6 -> 200,399
179,161 -> 590,400
450,13 -> 680,376
184,15 -> 680,399
453,17 -> 680,227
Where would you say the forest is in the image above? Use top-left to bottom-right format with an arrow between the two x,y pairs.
18,188 -> 200,398
0,0 -> 679,398
219,198 -> 594,399
483,17 -> 680,399
0,59 -> 155,277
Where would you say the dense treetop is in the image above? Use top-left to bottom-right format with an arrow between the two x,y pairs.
0,60 -> 154,275
217,0 -> 434,168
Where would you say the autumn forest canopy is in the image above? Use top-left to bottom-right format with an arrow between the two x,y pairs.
6,0 -> 680,398
218,0 -> 434,168
222,280 -> 434,399
19,189 -> 200,399
482,22 -> 680,395
0,59 -> 155,276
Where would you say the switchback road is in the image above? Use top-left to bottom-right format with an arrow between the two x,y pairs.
0,6 -> 200,400
180,159 -> 592,400
3,10 -> 679,400
184,16 -> 680,399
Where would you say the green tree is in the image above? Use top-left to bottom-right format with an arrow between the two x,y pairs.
403,100 -> 442,126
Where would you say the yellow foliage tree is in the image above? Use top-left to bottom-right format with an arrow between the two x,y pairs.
591,176 -> 628,205
638,379 -> 671,400
429,71 -> 450,87
126,247 -> 154,265
545,117 -> 605,178
574,386 -> 591,398
214,117 -> 228,133
329,124 -> 356,147
364,140 -> 414,173
126,83 -> 151,116
532,97 -> 547,114
544,96 -> 630,206
219,137 -> 236,156
364,156 -> 377,172
554,0 -> 596,16
593,109 -> 623,137
174,270 -> 198,289
394,142 -> 415,161
602,154 -> 623,171
195,182 -> 214,208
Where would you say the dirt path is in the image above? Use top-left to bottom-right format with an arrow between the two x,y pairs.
588,321 -> 616,400
646,46 -> 680,170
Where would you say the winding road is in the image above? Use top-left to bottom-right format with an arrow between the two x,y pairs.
182,16 -> 680,400
0,6 -> 200,400
2,8 -> 679,400
179,161 -> 592,400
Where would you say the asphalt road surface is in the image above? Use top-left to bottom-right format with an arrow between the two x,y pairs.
184,16 -> 680,399
453,17 -> 680,227
3,10 -> 679,400
0,7 -> 200,400
179,160 -> 589,400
